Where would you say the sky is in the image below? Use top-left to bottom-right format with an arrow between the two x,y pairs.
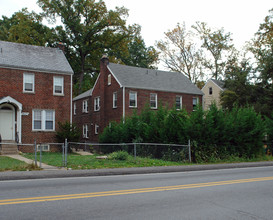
0,0 -> 272,50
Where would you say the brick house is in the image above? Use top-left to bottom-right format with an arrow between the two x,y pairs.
0,41 -> 73,153
73,57 -> 203,142
202,79 -> 224,110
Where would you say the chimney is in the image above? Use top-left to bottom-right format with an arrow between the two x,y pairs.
57,42 -> 65,53
100,55 -> 109,66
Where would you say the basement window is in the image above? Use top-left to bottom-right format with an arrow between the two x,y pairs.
36,144 -> 50,152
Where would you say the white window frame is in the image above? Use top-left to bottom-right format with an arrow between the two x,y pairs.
74,103 -> 76,115
94,97 -> 100,111
95,124 -> 99,135
108,74 -> 111,85
36,144 -> 50,152
176,96 -> 182,110
113,92 -> 117,108
129,91 -> 137,108
82,100 -> 88,113
32,110 -> 55,131
150,93 -> 157,109
23,73 -> 35,93
193,97 -> 199,110
83,124 -> 88,138
53,76 -> 64,95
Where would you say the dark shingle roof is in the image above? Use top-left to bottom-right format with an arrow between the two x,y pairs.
210,79 -> 225,89
108,63 -> 203,95
73,89 -> 92,101
0,41 -> 73,74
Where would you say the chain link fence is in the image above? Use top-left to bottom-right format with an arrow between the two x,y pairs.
68,140 -> 191,163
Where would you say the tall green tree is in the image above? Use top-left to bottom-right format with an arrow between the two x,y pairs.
192,22 -> 234,80
0,8 -> 55,46
249,8 -> 273,117
37,0 -> 135,93
108,25 -> 159,69
220,55 -> 253,110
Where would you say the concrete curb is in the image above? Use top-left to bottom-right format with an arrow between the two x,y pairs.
1,161 -> 273,181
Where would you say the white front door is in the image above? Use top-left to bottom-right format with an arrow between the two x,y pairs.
0,110 -> 14,140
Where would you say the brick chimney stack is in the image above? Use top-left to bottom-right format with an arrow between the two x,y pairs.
57,42 -> 65,53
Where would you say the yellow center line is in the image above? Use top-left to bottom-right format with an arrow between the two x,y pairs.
1,176 -> 273,205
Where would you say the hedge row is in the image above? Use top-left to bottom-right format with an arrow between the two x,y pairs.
99,105 -> 272,162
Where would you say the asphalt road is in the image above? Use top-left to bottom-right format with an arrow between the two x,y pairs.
1,166 -> 273,220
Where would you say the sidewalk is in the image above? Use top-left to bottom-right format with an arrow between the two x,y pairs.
3,154 -> 59,170
1,161 -> 273,181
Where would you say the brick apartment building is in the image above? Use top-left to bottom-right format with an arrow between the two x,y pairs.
0,41 -> 73,153
73,56 -> 203,142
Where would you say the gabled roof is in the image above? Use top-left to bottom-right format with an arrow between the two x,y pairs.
0,41 -> 73,75
209,79 -> 225,90
73,89 -> 93,101
108,63 -> 203,95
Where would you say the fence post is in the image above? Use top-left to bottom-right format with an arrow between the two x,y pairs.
39,143 -> 42,168
34,139 -> 37,167
188,139 -> 191,163
65,138 -> 68,167
62,143 -> 65,167
134,143 -> 137,161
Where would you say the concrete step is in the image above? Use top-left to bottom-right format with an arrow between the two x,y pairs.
1,141 -> 18,155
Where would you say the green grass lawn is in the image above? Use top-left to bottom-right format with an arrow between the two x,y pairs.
0,156 -> 38,171
23,152 -> 184,169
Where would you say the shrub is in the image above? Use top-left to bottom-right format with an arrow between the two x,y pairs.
109,151 -> 130,161
99,104 -> 267,162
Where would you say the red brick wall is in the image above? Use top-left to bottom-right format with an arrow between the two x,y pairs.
0,67 -> 72,146
73,96 -> 92,142
124,88 -> 202,116
88,59 -> 203,142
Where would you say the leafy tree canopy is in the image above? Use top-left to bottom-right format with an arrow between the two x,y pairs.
0,8 -> 55,46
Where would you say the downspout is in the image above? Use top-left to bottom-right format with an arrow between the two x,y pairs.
123,86 -> 125,123
70,74 -> 73,123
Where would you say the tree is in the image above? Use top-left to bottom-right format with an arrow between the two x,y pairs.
156,23 -> 204,83
0,8 -> 55,46
109,25 -> 159,69
37,0 -> 135,93
192,22 -> 234,80
249,8 -> 273,117
220,55 -> 253,110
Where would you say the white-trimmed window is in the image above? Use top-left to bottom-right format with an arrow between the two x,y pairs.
82,100 -> 88,113
113,92 -> 117,108
53,76 -> 64,95
129,91 -> 137,108
36,144 -> 50,152
150,93 -> 157,109
33,110 -> 55,131
193,97 -> 199,110
95,124 -> 99,135
74,103 -> 76,115
94,97 -> 100,111
23,73 -> 35,93
108,74 -> 111,85
83,124 -> 88,138
176,96 -> 182,110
